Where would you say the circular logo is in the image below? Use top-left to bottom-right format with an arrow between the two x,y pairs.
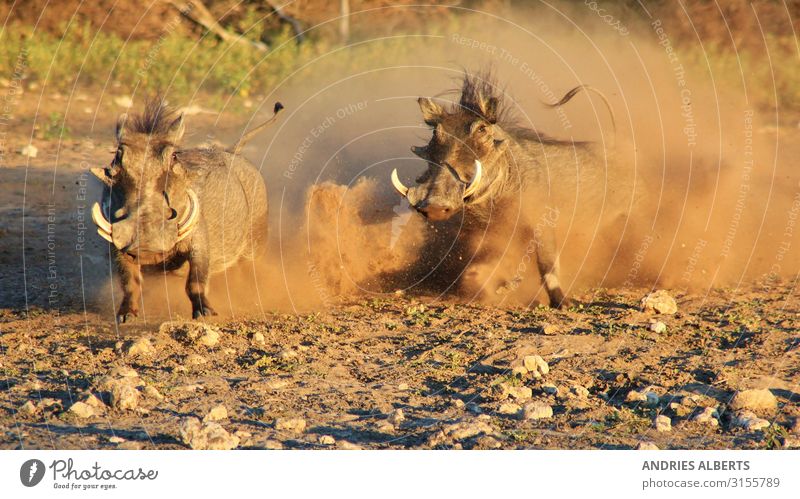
20,459 -> 45,487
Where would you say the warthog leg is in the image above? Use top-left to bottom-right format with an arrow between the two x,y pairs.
533,224 -> 571,309
185,243 -> 217,319
115,256 -> 142,323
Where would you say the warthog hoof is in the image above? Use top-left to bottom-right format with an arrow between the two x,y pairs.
116,305 -> 138,324
192,305 -> 218,319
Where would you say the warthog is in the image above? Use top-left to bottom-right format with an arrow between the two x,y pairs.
390,70 -> 613,307
91,99 -> 283,321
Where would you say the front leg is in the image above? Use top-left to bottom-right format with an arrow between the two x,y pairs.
115,253 -> 142,323
533,218 -> 571,309
185,246 -> 217,319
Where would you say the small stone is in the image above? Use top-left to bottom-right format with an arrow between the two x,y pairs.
649,321 -> 667,334
108,436 -> 126,444
204,404 -> 228,422
541,324 -> 559,335
252,332 -> 265,344
110,381 -> 139,410
570,385 -> 590,399
275,417 -> 306,433
20,144 -> 38,158
729,389 -> 778,414
511,365 -> 528,376
669,402 -> 692,417
161,321 -> 220,348
398,383 -> 409,391
179,417 -> 239,450
692,407 -> 719,426
83,394 -> 106,409
733,411 -> 770,431
453,399 -> 466,409
68,402 -> 96,418
523,355 -> 549,378
541,384 -> 559,395
626,390 -> 647,403
466,402 -> 482,414
523,402 -> 553,420
319,435 -> 336,445
654,415 -> 672,432
637,441 -> 660,450
143,385 -> 164,401
336,440 -> 363,450
186,354 -> 207,366
476,435 -> 502,449
645,392 -> 660,406
641,290 -> 678,314
259,439 -> 284,450
18,400 -> 38,416
498,403 -> 521,416
388,409 -> 405,425
378,423 -> 395,433
121,337 -> 154,356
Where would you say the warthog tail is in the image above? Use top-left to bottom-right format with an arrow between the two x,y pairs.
544,85 -> 616,138
227,101 -> 285,155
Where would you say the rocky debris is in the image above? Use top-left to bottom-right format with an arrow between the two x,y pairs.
782,436 -> 800,449
68,401 -> 96,418
118,337 -> 154,357
204,405 -> 228,422
274,417 -> 306,433
142,385 -> 164,401
692,407 -> 720,426
336,440 -> 363,450
20,144 -> 38,158
540,323 -> 559,335
626,389 -> 659,407
18,400 -> 38,416
186,354 -> 207,366
541,384 -> 559,396
397,383 -> 410,391
466,402 -> 482,414
523,402 -> 553,420
161,321 -> 220,348
476,435 -> 502,449
729,389 -> 777,414
669,402 -> 692,417
252,332 -> 265,345
523,355 -> 549,378
108,436 -> 126,444
654,415 -> 672,432
377,422 -> 395,433
179,417 -> 239,450
319,435 -> 336,446
569,385 -> 590,399
388,409 -> 405,425
429,417 -> 495,446
649,321 -> 667,334
732,411 -> 770,431
264,379 -> 289,390
498,403 -> 521,416
493,382 -> 532,401
110,381 -> 139,411
637,441 -> 660,450
641,290 -> 678,314
118,441 -> 144,450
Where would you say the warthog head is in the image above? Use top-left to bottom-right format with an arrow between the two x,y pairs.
91,100 -> 200,259
392,71 -> 517,221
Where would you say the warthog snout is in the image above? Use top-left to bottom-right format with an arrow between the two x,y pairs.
391,160 -> 482,221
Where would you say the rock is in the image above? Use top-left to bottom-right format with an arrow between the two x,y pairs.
142,385 -> 164,401
114,95 -> 133,108
654,415 -> 672,432
476,435 -> 502,449
388,409 -> 405,425
637,441 -> 660,450
641,290 -> 678,314
186,354 -> 207,366
438,419 -> 494,442
397,383 -> 409,391
498,403 -> 522,416
569,385 -> 590,399
523,355 -> 549,378
108,436 -> 126,444
178,417 -> 239,450
540,324 -> 559,335
252,332 -> 265,344
68,401 -> 96,418
18,400 -> 38,416
453,399 -> 466,409
733,411 -> 770,431
692,407 -> 719,426
541,384 -> 559,396
83,394 -> 106,409
258,439 -> 284,450
319,435 -> 336,445
493,382 -> 532,401
465,402 -> 482,414
336,440 -> 362,450
20,144 -> 38,158
649,321 -> 667,334
626,389 -> 659,406
669,402 -> 692,417
523,402 -> 553,420
121,337 -> 154,356
729,389 -> 778,414
511,365 -> 528,376
161,321 -> 220,348
377,423 -> 395,433
274,417 -> 306,433
204,404 -> 228,422
110,381 -> 139,411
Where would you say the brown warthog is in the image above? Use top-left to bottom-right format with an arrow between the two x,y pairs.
91,99 -> 282,321
390,70 -> 613,307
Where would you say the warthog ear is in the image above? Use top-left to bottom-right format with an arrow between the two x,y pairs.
418,97 -> 443,125
165,113 -> 185,144
115,113 -> 128,142
482,97 -> 499,124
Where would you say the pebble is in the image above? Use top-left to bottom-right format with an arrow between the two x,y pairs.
733,411 -> 770,431
388,409 -> 405,425
264,379 -> 289,390
729,389 -> 778,414
397,383 -> 409,391
83,394 -> 106,409
626,389 -> 659,406
377,423 -> 395,433
692,407 -> 719,426
791,418 -> 800,435
507,386 -> 533,401
541,384 -> 559,396
654,415 -> 672,432
108,436 -> 126,444
641,290 -> 678,314
68,401 -> 96,418
569,385 -> 590,399
523,355 -> 549,378
274,417 -> 306,433
252,332 -> 265,345
204,404 -> 228,422
540,324 -> 559,335
186,354 -> 207,366
452,399 -> 466,409
476,436 -> 502,449
637,441 -> 660,450
110,381 -> 139,411
179,417 -> 239,450
18,400 -> 37,416
336,440 -> 363,450
121,337 -> 154,356
143,385 -> 164,401
319,435 -> 336,445
161,321 -> 220,348
20,144 -> 38,158
523,402 -> 553,420
498,403 -> 521,416
649,321 -> 667,334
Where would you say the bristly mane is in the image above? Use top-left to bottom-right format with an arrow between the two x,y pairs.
127,97 -> 179,136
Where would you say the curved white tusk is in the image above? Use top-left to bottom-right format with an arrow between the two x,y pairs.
391,169 -> 409,197
96,228 -> 113,243
463,160 -> 483,199
91,202 -> 113,234
177,188 -> 201,241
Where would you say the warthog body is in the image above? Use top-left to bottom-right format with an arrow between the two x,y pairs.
391,70 -> 613,307
92,100 -> 282,321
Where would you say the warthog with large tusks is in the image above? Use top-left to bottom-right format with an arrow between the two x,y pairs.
390,70 -> 614,308
91,99 -> 283,322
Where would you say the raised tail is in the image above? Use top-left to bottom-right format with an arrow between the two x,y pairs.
544,85 -> 616,138
227,101 -> 285,155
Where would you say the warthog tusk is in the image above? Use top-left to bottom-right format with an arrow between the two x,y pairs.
91,201 -> 113,240
463,160 -> 482,199
177,188 -> 200,242
391,169 -> 409,197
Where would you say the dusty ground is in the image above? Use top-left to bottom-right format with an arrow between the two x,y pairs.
1,94 -> 799,450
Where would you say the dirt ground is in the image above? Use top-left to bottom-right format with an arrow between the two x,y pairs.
1,94 -> 799,450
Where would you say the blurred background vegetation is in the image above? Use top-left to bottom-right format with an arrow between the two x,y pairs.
0,0 -> 798,115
